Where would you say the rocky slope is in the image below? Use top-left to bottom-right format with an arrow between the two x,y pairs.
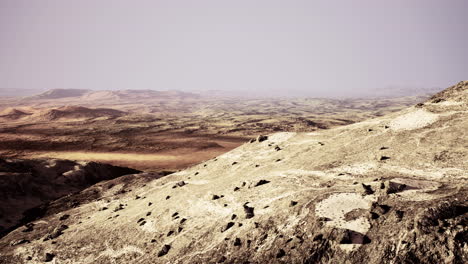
0,158 -> 140,237
0,81 -> 467,263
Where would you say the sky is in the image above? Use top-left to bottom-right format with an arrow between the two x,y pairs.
0,0 -> 467,97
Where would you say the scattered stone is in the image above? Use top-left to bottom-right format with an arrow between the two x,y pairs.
178,226 -> 183,232
167,230 -> 174,236
195,172 -> 199,175
224,204 -> 228,207
276,249 -> 286,258
243,205 -> 255,219
386,181 -> 407,194
290,201 -> 298,207
217,256 -> 227,263
22,223 -> 34,232
361,183 -> 374,195
254,180 -> 270,187
232,162 -> 238,165
255,165 -> 260,167
212,195 -> 221,200
180,218 -> 187,224
176,181 -> 186,187
241,182 -> 246,187
137,218 -> 145,223
276,159 -> 281,162
100,207 -> 108,211
44,225 -> 69,240
370,212 -> 380,219
148,202 -> 153,206
395,210 -> 404,220
221,222 -> 235,232
135,195 -> 141,199
10,239 -> 30,246
139,221 -> 146,226
233,238 -> 241,246
249,138 -> 256,143
151,239 -> 156,243
157,244 -> 171,257
379,156 -> 390,161
114,204 -> 125,212
372,203 -> 391,214
257,135 -> 268,142
146,212 -> 151,216
368,128 -> 373,132
234,187 -> 240,191
166,196 -> 171,200
275,146 -> 281,151
318,142 -> 325,146
172,212 -> 179,217
59,214 -> 70,221
44,253 -> 55,262
238,223 -> 243,227
231,214 -> 237,220
380,146 -> 389,150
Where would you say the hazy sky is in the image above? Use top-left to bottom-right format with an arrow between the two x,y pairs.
1,0 -> 467,97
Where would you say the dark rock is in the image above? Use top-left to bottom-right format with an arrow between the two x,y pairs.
276,249 -> 286,258
257,135 -> 268,142
379,156 -> 390,161
44,253 -> 55,262
146,212 -> 151,216
221,222 -> 235,232
59,214 -> 70,221
22,223 -> 34,232
212,195 -> 221,200
254,180 -> 270,187
243,205 -> 255,219
233,238 -> 241,246
290,201 -> 298,207
386,181 -> 407,194
157,244 -> 171,257
166,196 -> 171,200
44,225 -> 69,240
361,183 -> 374,195
10,239 -> 30,246
234,187 -> 240,191
231,214 -> 237,220
275,146 -> 281,151
232,162 -> 238,165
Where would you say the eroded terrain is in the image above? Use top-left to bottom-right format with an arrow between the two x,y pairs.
0,89 -> 430,171
0,82 -> 466,263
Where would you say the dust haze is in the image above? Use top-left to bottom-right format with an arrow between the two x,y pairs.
0,1 -> 467,264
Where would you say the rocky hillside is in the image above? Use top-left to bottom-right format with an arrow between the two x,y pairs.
0,82 -> 467,263
0,158 -> 140,237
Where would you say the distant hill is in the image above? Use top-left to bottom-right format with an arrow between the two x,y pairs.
24,89 -> 201,102
26,89 -> 91,99
32,106 -> 125,121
